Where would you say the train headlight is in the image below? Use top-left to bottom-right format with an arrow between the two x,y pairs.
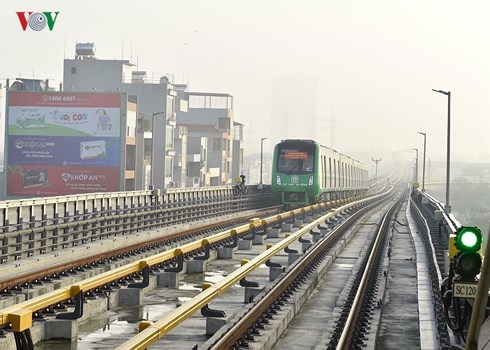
276,176 -> 281,185
308,176 -> 313,185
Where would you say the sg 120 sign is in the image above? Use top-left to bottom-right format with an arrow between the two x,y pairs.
453,281 -> 478,299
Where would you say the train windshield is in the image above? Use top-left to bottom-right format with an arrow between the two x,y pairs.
277,148 -> 314,174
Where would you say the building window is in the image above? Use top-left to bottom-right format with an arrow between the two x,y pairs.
71,67 -> 76,74
165,157 -> 172,178
166,127 -> 174,149
126,145 -> 136,171
218,118 -> 230,130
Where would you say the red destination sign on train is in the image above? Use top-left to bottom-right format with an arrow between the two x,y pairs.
285,152 -> 308,160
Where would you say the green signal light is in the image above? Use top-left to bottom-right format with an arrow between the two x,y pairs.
460,231 -> 478,248
454,226 -> 483,281
455,226 -> 482,253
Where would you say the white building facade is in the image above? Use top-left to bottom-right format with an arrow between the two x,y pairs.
63,46 -> 177,190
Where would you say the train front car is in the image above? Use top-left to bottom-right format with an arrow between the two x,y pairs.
271,140 -> 320,205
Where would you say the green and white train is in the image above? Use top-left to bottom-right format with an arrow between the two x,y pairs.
271,139 -> 368,205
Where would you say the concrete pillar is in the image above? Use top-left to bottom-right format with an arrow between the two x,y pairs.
269,267 -> 284,281
281,222 -> 293,232
206,315 -> 233,335
302,242 -> 312,252
252,235 -> 264,245
304,215 -> 314,223
288,252 -> 301,266
311,231 -> 321,243
45,319 -> 78,340
217,247 -> 234,259
187,259 -> 206,274
319,227 -> 329,235
267,227 -> 280,238
244,287 -> 263,303
238,239 -> 252,250
158,272 -> 180,288
119,287 -> 143,306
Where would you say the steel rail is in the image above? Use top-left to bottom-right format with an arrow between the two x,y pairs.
335,189 -> 405,350
0,197 -> 352,332
115,190 -> 392,350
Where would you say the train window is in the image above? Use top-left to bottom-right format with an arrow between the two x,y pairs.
323,156 -> 326,188
340,162 -> 342,187
329,158 -> 332,188
339,161 -> 343,187
277,148 -> 314,174
349,165 -> 351,187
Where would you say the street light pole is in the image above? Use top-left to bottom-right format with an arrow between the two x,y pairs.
413,148 -> 419,183
260,137 -> 267,185
372,158 -> 381,182
432,89 -> 451,212
418,132 -> 427,192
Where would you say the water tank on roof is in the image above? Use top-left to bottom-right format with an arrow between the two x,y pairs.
76,43 -> 96,57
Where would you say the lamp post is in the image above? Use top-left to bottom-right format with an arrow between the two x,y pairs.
372,158 -> 381,182
418,132 -> 427,192
413,148 -> 419,183
139,111 -> 165,190
260,137 -> 267,186
432,89 -> 451,212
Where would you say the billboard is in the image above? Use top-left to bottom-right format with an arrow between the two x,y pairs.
5,91 -> 124,197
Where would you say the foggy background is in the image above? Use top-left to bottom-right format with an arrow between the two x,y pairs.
1,0 -> 490,166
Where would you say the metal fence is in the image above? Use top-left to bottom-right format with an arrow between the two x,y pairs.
0,186 -> 278,262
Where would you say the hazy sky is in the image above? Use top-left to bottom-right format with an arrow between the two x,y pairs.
2,1 -> 490,166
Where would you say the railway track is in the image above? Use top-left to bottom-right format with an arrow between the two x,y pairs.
203,189 -> 404,350
330,190 -> 404,349
0,189 -> 399,349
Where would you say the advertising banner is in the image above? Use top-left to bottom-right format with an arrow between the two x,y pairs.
7,165 -> 120,196
5,92 -> 123,197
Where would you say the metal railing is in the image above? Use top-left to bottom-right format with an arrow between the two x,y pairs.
412,189 -> 459,234
0,186 -> 277,263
